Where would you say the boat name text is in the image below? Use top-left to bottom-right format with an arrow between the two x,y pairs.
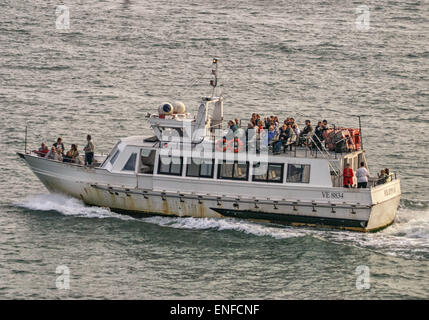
322,191 -> 344,199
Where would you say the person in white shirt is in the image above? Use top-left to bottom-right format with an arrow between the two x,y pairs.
45,146 -> 60,161
356,162 -> 370,188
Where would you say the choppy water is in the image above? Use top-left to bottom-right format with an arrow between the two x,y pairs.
0,0 -> 428,299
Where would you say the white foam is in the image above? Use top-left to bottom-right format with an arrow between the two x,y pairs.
313,207 -> 429,259
17,193 -> 135,221
142,216 -> 307,239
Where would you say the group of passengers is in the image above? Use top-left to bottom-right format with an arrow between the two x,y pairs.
35,135 -> 95,166
343,162 -> 391,188
226,114 -> 329,155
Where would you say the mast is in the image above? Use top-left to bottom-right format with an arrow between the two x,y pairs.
210,58 -> 218,97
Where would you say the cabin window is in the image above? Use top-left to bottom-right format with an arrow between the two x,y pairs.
186,158 -> 214,178
158,155 -> 183,176
286,164 -> 311,183
140,149 -> 155,174
122,153 -> 137,171
218,161 -> 249,181
110,149 -> 120,165
253,163 -> 284,183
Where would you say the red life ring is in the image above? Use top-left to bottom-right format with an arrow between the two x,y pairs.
216,138 -> 227,152
231,137 -> 243,153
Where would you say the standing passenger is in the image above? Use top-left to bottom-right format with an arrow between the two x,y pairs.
83,135 -> 95,166
356,162 -> 370,188
343,163 -> 354,188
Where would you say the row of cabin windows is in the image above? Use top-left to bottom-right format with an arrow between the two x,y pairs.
157,155 -> 310,183
111,151 -> 311,184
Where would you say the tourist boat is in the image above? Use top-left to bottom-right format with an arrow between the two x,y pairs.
18,59 -> 401,232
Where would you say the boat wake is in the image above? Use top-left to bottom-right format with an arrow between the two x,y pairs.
312,203 -> 429,260
16,194 -> 429,259
142,215 -> 308,239
16,193 -> 134,221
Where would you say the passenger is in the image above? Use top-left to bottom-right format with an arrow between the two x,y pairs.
63,149 -> 73,163
293,123 -> 300,137
246,123 -> 256,151
314,121 -> 324,149
83,134 -> 95,166
356,162 -> 370,188
377,170 -> 386,185
301,120 -> 313,136
250,113 -> 257,126
273,124 -> 286,154
56,148 -> 63,162
64,144 -> 80,164
255,114 -> 261,126
385,168 -> 392,182
234,118 -> 240,129
273,116 -> 279,129
343,163 -> 354,188
37,142 -> 49,157
53,137 -> 65,156
227,120 -> 237,133
276,124 -> 291,153
299,120 -> 313,146
45,146 -> 59,160
322,119 -> 329,129
267,125 -> 277,145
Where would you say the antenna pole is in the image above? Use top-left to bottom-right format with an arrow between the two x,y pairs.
358,115 -> 363,150
25,122 -> 28,154
210,58 -> 218,97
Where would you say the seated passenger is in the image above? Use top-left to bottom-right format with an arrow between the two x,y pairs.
293,123 -> 300,137
56,148 -> 63,162
45,146 -> 59,160
301,120 -> 313,136
63,144 -> 80,163
36,142 -> 49,157
377,170 -> 386,185
384,168 -> 392,182
53,137 -> 65,156
273,124 -> 287,154
299,120 -> 313,146
267,125 -> 277,145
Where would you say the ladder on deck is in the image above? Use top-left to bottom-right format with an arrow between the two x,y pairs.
306,134 -> 341,177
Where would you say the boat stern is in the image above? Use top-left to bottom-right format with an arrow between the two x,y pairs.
366,178 -> 401,231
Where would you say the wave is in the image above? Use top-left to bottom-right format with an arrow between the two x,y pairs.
142,216 -> 307,239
